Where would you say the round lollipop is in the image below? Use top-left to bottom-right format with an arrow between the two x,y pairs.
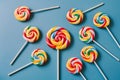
79,26 -> 119,61
10,25 -> 40,65
14,5 -> 60,21
66,2 -> 104,24
46,26 -> 71,80
81,46 -> 107,80
93,12 -> 120,48
66,57 -> 86,80
8,48 -> 47,76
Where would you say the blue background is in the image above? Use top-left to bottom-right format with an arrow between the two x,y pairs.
0,0 -> 120,80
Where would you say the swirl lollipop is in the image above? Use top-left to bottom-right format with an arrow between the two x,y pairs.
10,25 -> 40,65
79,26 -> 119,61
46,26 -> 71,80
66,57 -> 86,80
8,48 -> 47,76
93,12 -> 120,48
81,46 -> 107,80
14,5 -> 60,21
66,2 -> 104,24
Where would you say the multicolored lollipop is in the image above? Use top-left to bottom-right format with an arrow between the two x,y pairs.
8,48 -> 47,76
46,26 -> 71,80
10,25 -> 40,65
79,26 -> 119,61
81,46 -> 107,80
66,57 -> 86,80
66,2 -> 104,24
93,12 -> 120,48
14,6 -> 60,21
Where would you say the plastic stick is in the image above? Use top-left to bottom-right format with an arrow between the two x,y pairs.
8,62 -> 33,76
57,49 -> 59,80
31,6 -> 60,13
10,41 -> 28,65
106,27 -> 120,48
94,61 -> 107,80
83,2 -> 104,13
79,72 -> 87,80
93,40 -> 120,61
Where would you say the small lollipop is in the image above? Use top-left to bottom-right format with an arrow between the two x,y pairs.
79,26 -> 119,61
8,48 -> 47,76
81,46 -> 107,80
66,57 -> 86,80
14,6 -> 60,21
46,26 -> 71,80
66,2 -> 104,24
93,12 -> 120,48
10,25 -> 40,65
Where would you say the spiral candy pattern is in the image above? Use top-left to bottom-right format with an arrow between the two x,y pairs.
79,26 -> 95,43
66,57 -> 83,74
81,46 -> 98,63
31,48 -> 47,65
23,25 -> 40,42
93,12 -> 110,28
46,26 -> 71,50
66,8 -> 84,24
14,6 -> 31,21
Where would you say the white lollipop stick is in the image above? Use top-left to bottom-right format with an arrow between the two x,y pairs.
79,72 -> 87,80
106,27 -> 120,48
10,41 -> 28,65
31,6 -> 60,13
94,61 -> 107,80
83,2 -> 104,13
8,62 -> 33,76
57,49 -> 60,80
93,40 -> 120,61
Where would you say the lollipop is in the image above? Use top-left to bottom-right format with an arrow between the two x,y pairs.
66,2 -> 104,24
93,12 -> 120,48
10,25 -> 40,65
8,48 -> 47,76
79,26 -> 119,61
66,57 -> 86,80
81,46 -> 107,80
46,26 -> 71,80
14,6 -> 60,21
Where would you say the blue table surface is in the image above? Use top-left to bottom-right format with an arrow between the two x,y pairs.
0,0 -> 120,80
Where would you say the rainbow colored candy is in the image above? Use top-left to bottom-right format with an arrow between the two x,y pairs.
46,26 -> 71,50
79,26 -> 95,43
66,57 -> 83,74
66,8 -> 84,24
14,6 -> 31,21
23,25 -> 40,43
31,48 -> 47,65
93,12 -> 110,28
81,46 -> 98,63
